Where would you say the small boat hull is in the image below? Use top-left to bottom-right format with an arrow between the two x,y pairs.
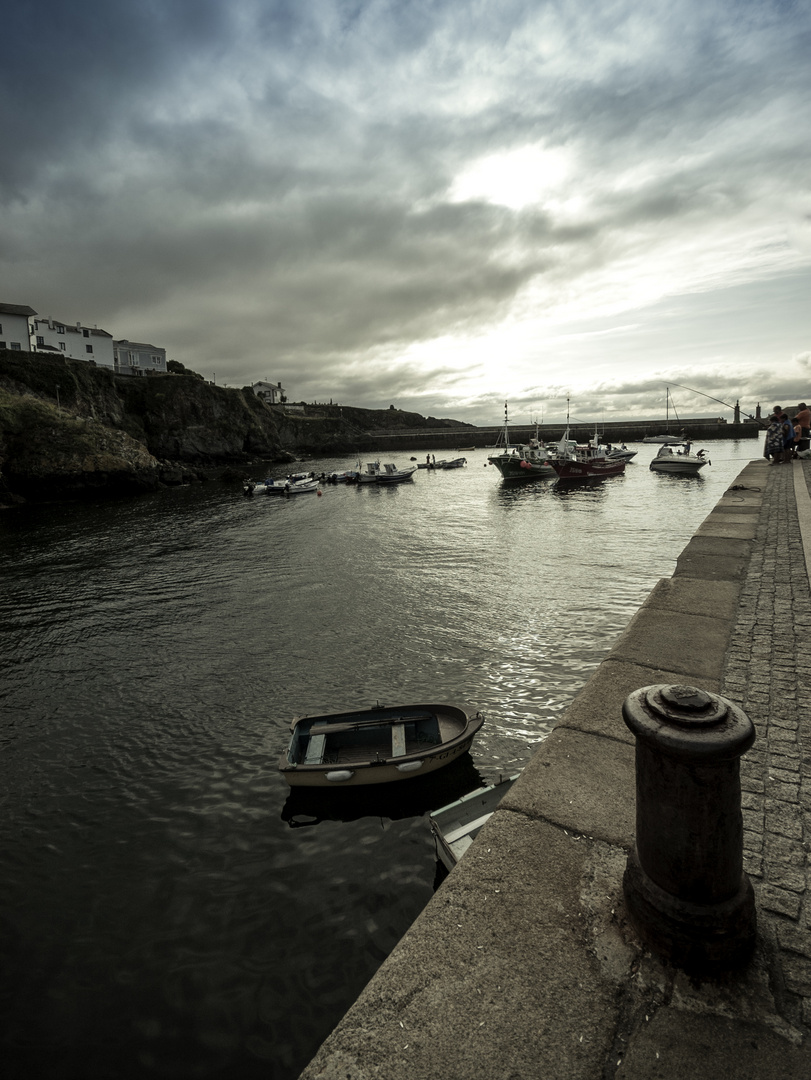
377,464 -> 417,483
279,703 -> 484,787
550,458 -> 626,479
488,453 -> 556,479
430,774 -> 519,870
650,460 -> 708,475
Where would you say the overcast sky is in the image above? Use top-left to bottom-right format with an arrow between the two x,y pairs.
2,0 -> 809,425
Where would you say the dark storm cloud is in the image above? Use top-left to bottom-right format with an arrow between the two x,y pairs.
1,1 -> 239,194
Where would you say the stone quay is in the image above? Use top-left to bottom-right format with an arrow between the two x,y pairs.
299,456 -> 811,1080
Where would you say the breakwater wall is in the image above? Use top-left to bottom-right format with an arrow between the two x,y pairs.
365,419 -> 760,451
299,458 -> 811,1080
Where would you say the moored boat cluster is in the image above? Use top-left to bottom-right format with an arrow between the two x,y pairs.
486,403 -> 710,482
242,456 -> 469,495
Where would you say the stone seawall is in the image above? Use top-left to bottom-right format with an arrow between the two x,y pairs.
298,457 -> 811,1080
365,421 -> 760,451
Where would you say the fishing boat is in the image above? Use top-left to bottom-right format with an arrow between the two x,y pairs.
487,404 -> 556,479
548,409 -> 626,480
549,442 -> 626,480
436,457 -> 467,469
279,703 -> 485,787
429,774 -> 519,871
642,389 -> 684,444
377,463 -> 417,484
356,461 -> 382,483
649,443 -> 710,475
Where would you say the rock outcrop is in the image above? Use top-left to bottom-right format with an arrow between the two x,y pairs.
0,351 -> 471,503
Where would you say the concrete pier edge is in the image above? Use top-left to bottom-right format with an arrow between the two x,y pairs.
299,458 -> 811,1080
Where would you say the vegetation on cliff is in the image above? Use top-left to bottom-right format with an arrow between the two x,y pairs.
0,350 -> 470,504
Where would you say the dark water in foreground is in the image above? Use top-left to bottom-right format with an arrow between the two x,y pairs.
0,441 -> 757,1078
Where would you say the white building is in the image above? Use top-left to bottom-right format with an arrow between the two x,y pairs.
252,380 -> 286,404
113,340 -> 167,377
0,302 -> 37,351
3,300 -> 168,378
31,316 -> 115,367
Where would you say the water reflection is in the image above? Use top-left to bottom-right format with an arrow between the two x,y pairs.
280,755 -> 484,829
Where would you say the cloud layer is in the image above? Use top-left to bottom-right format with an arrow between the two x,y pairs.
3,0 -> 810,423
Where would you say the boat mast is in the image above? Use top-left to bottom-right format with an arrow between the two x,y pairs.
557,396 -> 571,456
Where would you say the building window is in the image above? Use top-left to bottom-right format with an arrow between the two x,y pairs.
151,355 -> 162,365
0,341 -> 5,349
59,342 -> 66,351
10,342 -> 21,350
82,328 -> 89,338
57,325 -> 64,334
36,335 -> 45,346
0,323 -> 3,333
85,344 -> 93,354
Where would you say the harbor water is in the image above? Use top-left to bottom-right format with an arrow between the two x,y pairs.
0,440 -> 758,1079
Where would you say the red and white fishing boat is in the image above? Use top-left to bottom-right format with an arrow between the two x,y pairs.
548,405 -> 626,481
549,441 -> 626,480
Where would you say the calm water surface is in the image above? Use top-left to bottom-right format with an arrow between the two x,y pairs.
0,440 -> 757,1078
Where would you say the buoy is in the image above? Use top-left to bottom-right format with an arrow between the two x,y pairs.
317,491 -> 322,497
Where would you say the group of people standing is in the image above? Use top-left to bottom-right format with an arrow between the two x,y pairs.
765,402 -> 811,463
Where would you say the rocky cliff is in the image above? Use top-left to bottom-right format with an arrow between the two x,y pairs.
0,351 -> 470,504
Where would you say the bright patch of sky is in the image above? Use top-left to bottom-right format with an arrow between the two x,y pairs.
448,146 -> 573,210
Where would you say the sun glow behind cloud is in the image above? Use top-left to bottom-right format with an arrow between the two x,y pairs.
448,145 -> 573,211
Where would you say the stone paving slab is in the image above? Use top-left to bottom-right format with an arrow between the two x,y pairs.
558,655 -> 721,745
608,606 -> 733,681
499,726 -> 636,848
696,518 -> 761,539
642,577 -> 741,620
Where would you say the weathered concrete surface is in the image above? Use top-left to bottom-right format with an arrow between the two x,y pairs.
300,458 -> 811,1080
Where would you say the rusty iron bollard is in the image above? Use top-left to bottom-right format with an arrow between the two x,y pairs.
622,684 -> 756,971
